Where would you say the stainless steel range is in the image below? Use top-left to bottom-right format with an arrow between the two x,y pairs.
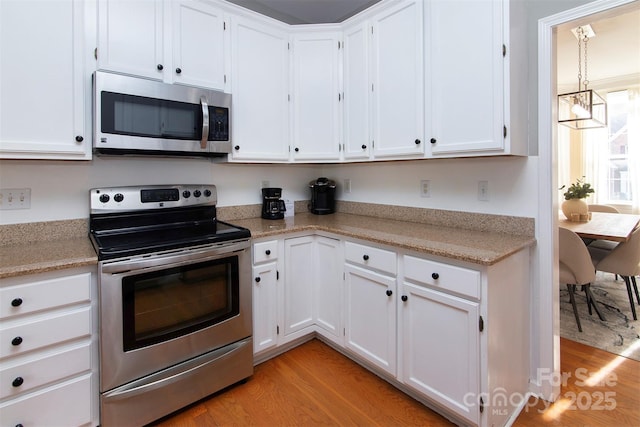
89,185 -> 253,427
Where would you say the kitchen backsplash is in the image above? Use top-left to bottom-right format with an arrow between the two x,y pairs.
218,200 -> 535,237
0,201 -> 534,247
0,219 -> 89,246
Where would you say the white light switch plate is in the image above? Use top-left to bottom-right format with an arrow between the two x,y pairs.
0,188 -> 31,210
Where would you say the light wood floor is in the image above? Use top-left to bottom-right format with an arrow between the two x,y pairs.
152,338 -> 639,427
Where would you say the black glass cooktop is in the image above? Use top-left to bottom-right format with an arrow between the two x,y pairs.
90,206 -> 250,261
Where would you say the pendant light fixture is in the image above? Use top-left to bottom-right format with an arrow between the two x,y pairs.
558,25 -> 607,129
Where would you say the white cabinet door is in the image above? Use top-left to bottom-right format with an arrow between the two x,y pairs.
0,0 -> 89,160
291,32 -> 341,161
172,0 -> 227,91
98,0 -> 227,91
401,282 -> 480,425
314,236 -> 343,344
252,262 -> 278,354
343,23 -> 371,160
427,0 -> 504,155
371,0 -> 424,158
282,236 -> 315,340
97,0 -> 165,81
229,17 -> 290,161
344,264 -> 396,376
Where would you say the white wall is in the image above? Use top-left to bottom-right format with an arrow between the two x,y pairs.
323,156 -> 540,217
0,157 -> 320,224
0,154 -> 542,225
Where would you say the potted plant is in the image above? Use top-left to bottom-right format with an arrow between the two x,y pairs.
560,177 -> 594,220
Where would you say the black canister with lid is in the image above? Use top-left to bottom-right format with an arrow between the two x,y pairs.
309,177 -> 336,215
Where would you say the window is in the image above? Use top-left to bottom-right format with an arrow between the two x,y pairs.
604,90 -> 631,203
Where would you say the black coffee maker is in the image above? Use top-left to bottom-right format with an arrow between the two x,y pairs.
309,177 -> 336,215
261,187 -> 286,220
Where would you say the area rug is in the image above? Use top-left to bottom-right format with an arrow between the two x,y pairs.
560,271 -> 640,362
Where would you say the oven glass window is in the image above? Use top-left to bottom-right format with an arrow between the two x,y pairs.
101,91 -> 229,141
122,256 -> 239,351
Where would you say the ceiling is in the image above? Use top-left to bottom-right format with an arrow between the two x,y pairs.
224,0 -> 381,24
556,6 -> 640,91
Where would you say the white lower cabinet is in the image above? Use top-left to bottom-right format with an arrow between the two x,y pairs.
282,236 -> 316,340
251,233 -> 530,427
252,260 -> 278,354
344,263 -> 396,376
252,239 -> 279,354
251,235 -> 342,357
398,250 -> 530,427
313,236 -> 343,345
400,281 -> 480,425
343,240 -> 397,375
0,267 -> 98,426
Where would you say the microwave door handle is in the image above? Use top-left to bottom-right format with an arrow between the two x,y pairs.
200,96 -> 209,150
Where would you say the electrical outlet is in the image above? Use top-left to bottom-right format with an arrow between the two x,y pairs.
478,181 -> 489,201
0,188 -> 31,210
420,180 -> 431,198
261,180 -> 270,188
344,178 -> 351,193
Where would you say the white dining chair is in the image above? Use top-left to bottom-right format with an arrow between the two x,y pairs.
586,204 -> 620,278
559,227 -> 606,332
590,226 -> 640,321
588,204 -> 620,213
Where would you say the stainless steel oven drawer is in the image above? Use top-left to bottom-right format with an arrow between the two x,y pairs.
101,336 -> 253,427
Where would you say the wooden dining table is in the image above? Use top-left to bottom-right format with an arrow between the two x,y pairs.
558,211 -> 640,242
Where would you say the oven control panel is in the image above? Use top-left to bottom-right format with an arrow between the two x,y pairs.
91,185 -> 217,212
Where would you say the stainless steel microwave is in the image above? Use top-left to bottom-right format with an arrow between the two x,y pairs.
93,71 -> 231,157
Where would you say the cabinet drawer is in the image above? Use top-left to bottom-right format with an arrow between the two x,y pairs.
0,273 -> 91,320
0,373 -> 92,427
253,240 -> 279,264
0,307 -> 91,359
404,255 -> 480,299
0,343 -> 90,399
345,241 -> 396,275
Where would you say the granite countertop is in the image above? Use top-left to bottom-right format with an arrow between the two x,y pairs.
0,238 -> 98,279
231,212 -> 536,266
0,219 -> 97,279
0,208 -> 535,279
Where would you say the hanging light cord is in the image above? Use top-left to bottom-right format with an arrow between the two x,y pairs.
582,30 -> 589,91
577,27 -> 583,91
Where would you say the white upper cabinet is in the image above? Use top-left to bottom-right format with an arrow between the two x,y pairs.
97,0 -> 165,81
98,0 -> 227,91
172,1 -> 227,90
0,0 -> 90,160
229,16 -> 290,161
371,0 -> 424,158
342,23 -> 371,160
426,0 -> 527,157
291,31 -> 342,162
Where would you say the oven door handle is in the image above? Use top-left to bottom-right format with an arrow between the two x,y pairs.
101,240 -> 249,274
200,96 -> 209,150
102,337 -> 251,402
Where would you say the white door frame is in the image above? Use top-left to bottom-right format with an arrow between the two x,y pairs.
536,0 -> 637,401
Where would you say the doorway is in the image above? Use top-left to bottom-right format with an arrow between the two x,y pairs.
538,0 -> 638,401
